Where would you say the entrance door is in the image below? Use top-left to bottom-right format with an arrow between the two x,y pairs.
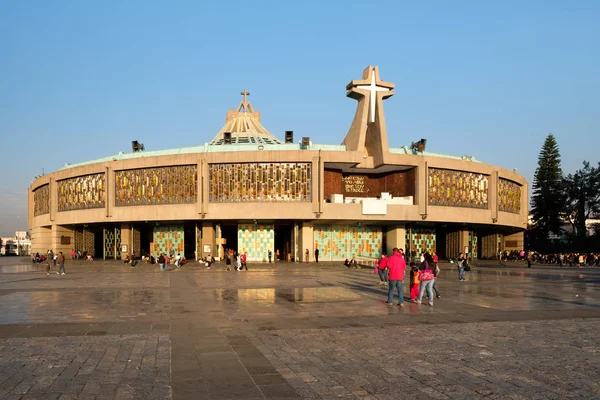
274,223 -> 293,261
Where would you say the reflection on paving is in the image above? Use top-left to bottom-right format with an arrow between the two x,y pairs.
214,287 -> 361,304
0,257 -> 599,399
0,290 -> 170,324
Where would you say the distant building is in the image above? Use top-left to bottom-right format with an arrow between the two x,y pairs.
0,233 -> 31,256
28,66 -> 528,262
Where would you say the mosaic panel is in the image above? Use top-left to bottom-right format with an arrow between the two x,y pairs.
104,228 -> 115,259
238,224 -> 274,262
115,165 -> 197,206
499,178 -> 521,214
153,225 -> 184,257
196,224 -> 202,258
406,229 -> 436,255
74,229 -> 83,253
428,168 -> 488,209
83,229 -> 95,256
115,228 -> 121,259
469,232 -> 478,259
313,225 -> 382,261
209,163 -> 312,202
33,184 -> 50,216
132,227 -> 141,257
58,173 -> 106,212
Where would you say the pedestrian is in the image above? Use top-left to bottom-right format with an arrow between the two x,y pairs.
377,254 -> 388,285
457,253 -> 466,281
432,261 -> 441,299
314,248 -> 320,263
236,254 -> 242,271
225,252 -> 232,271
305,249 -> 309,263
241,252 -> 248,270
158,253 -> 166,271
385,248 -> 407,307
408,262 -> 420,301
268,249 -> 272,263
57,252 -> 66,275
206,254 -> 213,269
45,262 -> 51,275
415,254 -> 435,306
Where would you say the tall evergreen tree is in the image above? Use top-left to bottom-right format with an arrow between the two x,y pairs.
530,134 -> 565,246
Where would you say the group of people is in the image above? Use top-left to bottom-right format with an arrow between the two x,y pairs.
520,251 -> 600,267
222,249 -> 248,271
32,250 -> 67,275
375,249 -> 471,307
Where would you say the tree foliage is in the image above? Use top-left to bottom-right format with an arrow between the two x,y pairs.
530,134 -> 565,246
563,161 -> 600,243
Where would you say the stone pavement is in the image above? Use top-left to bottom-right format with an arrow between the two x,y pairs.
0,257 -> 599,399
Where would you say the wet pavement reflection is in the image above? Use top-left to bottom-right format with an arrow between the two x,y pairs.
0,257 -> 598,327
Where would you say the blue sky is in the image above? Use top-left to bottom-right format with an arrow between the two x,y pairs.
1,1 -> 599,235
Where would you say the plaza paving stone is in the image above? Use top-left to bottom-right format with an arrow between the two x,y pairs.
0,257 -> 598,399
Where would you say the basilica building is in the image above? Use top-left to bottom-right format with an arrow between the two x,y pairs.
28,66 -> 527,262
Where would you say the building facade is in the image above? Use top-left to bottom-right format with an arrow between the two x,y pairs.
28,66 -> 528,262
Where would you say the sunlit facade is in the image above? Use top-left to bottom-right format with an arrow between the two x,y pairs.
28,66 -> 527,262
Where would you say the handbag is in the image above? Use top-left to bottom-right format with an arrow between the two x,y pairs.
418,270 -> 434,281
464,264 -> 471,272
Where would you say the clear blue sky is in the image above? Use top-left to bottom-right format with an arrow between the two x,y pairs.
1,1 -> 599,235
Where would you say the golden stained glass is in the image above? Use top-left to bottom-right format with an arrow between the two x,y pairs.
33,184 -> 50,216
209,163 -> 312,202
58,173 -> 106,212
428,168 -> 488,209
115,165 -> 197,206
499,178 -> 521,214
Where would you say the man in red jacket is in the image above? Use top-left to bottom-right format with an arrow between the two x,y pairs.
386,248 -> 407,307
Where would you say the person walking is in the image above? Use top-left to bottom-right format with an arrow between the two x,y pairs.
377,254 -> 388,285
408,262 -> 420,301
314,248 -> 319,263
385,248 -> 407,307
175,253 -> 182,268
158,254 -> 166,271
415,254 -> 435,306
225,252 -> 232,271
432,253 -> 441,299
236,254 -> 242,271
268,249 -> 272,264
457,253 -> 466,281
305,249 -> 309,263
57,252 -> 66,275
241,252 -> 248,270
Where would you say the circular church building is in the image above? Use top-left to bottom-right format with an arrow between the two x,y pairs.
28,66 -> 527,262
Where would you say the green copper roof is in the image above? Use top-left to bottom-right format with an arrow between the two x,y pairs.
389,146 -> 481,162
59,143 -> 478,171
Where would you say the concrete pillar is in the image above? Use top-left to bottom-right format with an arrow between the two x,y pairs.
201,222 -> 215,259
459,230 -> 470,256
51,225 -> 74,255
31,226 -> 52,255
299,221 -> 314,262
121,223 -> 131,259
384,224 -> 406,255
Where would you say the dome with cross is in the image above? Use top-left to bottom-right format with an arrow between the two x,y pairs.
209,89 -> 283,145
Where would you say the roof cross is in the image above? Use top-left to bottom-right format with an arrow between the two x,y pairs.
241,89 -> 250,110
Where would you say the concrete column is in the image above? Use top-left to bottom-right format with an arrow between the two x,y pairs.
311,156 -> 320,215
299,221 -> 314,262
49,178 -> 56,222
416,160 -> 428,217
196,160 -> 203,216
121,223 -> 131,259
201,222 -> 215,259
490,171 -> 499,223
106,167 -> 113,218
384,224 -> 406,255
459,230 -> 470,255
52,225 -> 74,255
31,226 -> 52,255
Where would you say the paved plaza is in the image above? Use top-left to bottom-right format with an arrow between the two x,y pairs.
0,258 -> 598,400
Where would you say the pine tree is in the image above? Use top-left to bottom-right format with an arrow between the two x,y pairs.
530,134 -> 565,247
